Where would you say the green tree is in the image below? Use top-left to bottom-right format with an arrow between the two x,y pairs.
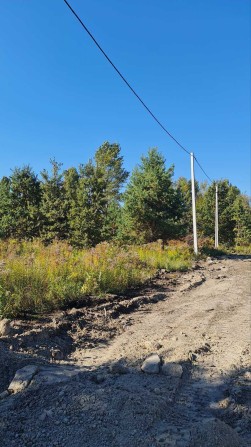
176,177 -> 200,236
94,142 -> 128,201
232,194 -> 251,246
198,179 -> 240,245
0,177 -> 12,239
121,148 -> 182,243
69,142 -> 128,246
8,166 -> 41,239
95,142 -> 128,241
69,160 -> 106,247
40,160 -> 68,243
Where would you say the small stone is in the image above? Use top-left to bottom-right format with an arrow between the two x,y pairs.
188,351 -> 197,362
141,354 -> 161,374
243,371 -> 251,381
161,362 -> 183,378
51,348 -> 64,361
109,361 -> 129,375
0,318 -> 11,336
8,365 -> 38,393
153,387 -> 162,395
155,342 -> 163,350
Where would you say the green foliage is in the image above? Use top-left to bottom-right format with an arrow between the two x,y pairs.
40,160 -> 68,243
232,195 -> 251,246
69,160 -> 107,247
137,241 -> 192,271
197,180 -> 240,245
10,166 -> 41,239
121,148 -> 183,243
0,177 -> 12,239
0,142 -> 250,248
176,177 -> 200,235
69,142 -> 128,247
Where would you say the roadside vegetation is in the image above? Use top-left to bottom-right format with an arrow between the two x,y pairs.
0,142 -> 250,317
0,240 -> 193,317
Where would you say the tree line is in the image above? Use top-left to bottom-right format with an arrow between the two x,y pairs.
0,142 -> 250,247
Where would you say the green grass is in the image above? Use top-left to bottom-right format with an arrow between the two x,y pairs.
0,239 -> 193,318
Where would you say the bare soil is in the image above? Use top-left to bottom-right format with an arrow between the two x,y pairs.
0,256 -> 250,446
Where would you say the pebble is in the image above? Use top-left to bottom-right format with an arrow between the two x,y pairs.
109,361 -> 129,375
141,354 -> 161,374
0,318 -> 11,336
161,362 -> 183,378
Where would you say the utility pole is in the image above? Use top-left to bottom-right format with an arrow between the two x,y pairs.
190,152 -> 198,255
215,184 -> 219,248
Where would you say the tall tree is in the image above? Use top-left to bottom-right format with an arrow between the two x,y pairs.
95,142 -> 128,240
69,160 -> 106,247
232,194 -> 251,246
40,160 -> 68,243
198,179 -> 240,245
121,148 -> 182,243
69,142 -> 128,246
176,177 -> 200,236
8,166 -> 41,239
0,177 -> 12,239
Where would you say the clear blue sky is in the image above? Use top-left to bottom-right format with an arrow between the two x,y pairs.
0,0 -> 250,193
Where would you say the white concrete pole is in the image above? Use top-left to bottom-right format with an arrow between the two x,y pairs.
190,152 -> 198,255
215,184 -> 219,248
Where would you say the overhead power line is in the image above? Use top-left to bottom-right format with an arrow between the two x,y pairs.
194,157 -> 213,183
63,0 -> 213,183
63,0 -> 190,155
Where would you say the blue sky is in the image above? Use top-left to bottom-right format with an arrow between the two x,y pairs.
0,0 -> 250,193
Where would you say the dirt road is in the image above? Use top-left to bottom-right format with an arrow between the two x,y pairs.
0,256 -> 250,446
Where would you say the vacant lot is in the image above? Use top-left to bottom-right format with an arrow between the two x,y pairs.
0,255 -> 250,446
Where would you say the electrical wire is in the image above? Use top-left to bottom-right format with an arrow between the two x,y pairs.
63,0 -> 190,155
194,157 -> 213,183
63,0 -> 214,183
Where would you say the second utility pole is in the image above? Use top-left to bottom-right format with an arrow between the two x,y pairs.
215,184 -> 219,248
190,153 -> 198,255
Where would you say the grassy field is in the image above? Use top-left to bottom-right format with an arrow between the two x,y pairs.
0,240 -> 193,317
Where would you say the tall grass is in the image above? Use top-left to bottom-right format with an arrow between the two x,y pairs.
0,240 -> 193,317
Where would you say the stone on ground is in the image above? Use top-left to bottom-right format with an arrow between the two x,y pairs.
141,354 -> 161,374
0,319 -> 11,337
8,365 -> 38,393
161,362 -> 183,378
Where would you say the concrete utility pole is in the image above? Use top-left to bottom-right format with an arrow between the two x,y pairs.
190,152 -> 198,255
215,184 -> 219,248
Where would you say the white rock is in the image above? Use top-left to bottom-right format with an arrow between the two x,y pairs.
141,354 -> 161,374
0,318 -> 11,336
8,365 -> 38,393
161,362 -> 183,378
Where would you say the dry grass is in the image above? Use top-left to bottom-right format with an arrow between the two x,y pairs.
0,239 -> 193,317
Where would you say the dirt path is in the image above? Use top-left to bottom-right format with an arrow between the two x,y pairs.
0,256 -> 250,446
